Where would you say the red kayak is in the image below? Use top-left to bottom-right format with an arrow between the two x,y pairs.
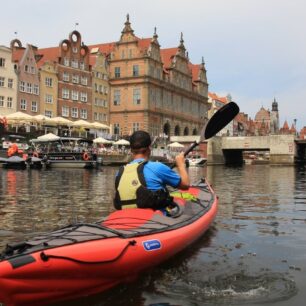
0,179 -> 217,306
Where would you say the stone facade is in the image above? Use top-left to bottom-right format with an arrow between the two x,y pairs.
106,16 -> 209,137
0,46 -> 17,115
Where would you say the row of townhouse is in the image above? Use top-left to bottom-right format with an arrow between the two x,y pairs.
0,15 -> 209,137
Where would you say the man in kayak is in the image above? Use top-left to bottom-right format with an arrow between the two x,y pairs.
114,130 -> 189,210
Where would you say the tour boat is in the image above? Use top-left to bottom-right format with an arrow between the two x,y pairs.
0,179 -> 217,306
30,136 -> 98,169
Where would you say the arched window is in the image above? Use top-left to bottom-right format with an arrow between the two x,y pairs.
174,125 -> 180,136
163,122 -> 170,136
184,127 -> 189,136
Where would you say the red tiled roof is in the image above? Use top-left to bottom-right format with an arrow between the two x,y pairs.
208,92 -> 227,104
189,63 -> 200,81
137,37 -> 152,50
37,46 -> 60,67
282,120 -> 289,130
11,48 -> 25,62
160,48 -> 178,69
89,42 -> 116,56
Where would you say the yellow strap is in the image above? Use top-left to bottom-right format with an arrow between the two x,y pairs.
122,204 -> 137,209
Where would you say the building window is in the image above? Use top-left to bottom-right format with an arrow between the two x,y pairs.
81,76 -> 88,86
79,61 -> 85,70
8,79 -> 13,88
80,92 -> 87,102
62,88 -> 69,99
19,81 -> 25,92
114,123 -> 120,135
64,58 -> 69,66
71,90 -> 79,101
24,65 -> 29,72
133,65 -> 139,77
94,112 -> 98,121
80,109 -> 87,119
7,97 -> 13,108
133,122 -> 140,132
94,83 -> 98,92
71,59 -> 78,68
133,88 -> 141,105
72,74 -> 79,84
0,58 -> 5,67
20,99 -> 27,110
72,47 -> 78,54
30,67 -> 35,74
113,89 -> 121,105
62,106 -> 69,117
114,67 -> 120,78
45,77 -> 53,87
45,110 -> 52,118
0,96 -> 4,107
31,101 -> 38,112
71,107 -> 78,118
63,72 -> 69,82
26,83 -> 32,93
45,94 -> 53,104
129,49 -> 133,58
33,84 -> 39,95
99,84 -> 103,94
0,77 -> 4,87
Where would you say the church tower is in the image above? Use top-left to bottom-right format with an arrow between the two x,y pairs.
270,98 -> 279,134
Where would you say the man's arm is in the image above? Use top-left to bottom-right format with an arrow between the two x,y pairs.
175,152 -> 190,190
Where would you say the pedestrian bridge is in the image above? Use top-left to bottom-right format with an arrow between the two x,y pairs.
207,135 -> 299,165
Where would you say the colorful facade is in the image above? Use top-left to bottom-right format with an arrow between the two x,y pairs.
0,46 -> 17,115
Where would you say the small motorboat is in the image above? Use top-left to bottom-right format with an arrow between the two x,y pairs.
0,179 -> 217,306
187,155 -> 207,167
0,156 -> 27,170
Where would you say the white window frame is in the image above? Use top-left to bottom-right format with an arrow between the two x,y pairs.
80,109 -> 87,119
71,90 -> 79,101
81,76 -> 88,86
45,77 -> 53,87
33,84 -> 39,95
72,74 -> 79,84
8,78 -> 13,88
19,81 -> 25,92
79,61 -> 85,70
0,77 -> 4,87
62,106 -> 69,117
62,88 -> 69,99
20,99 -> 27,110
7,97 -> 13,108
63,72 -> 69,82
71,59 -> 78,69
133,88 -> 141,105
45,110 -> 52,118
80,92 -> 87,102
45,94 -> 53,104
64,58 -> 69,66
132,122 -> 140,132
0,57 -> 5,67
26,82 -> 32,93
113,89 -> 121,105
71,107 -> 78,118
31,101 -> 38,112
0,96 -> 4,107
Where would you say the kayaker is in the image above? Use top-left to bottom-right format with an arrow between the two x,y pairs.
114,130 -> 189,210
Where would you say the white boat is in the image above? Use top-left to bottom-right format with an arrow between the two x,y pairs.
187,155 -> 207,167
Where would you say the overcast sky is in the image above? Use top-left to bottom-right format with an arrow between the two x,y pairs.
1,0 -> 305,129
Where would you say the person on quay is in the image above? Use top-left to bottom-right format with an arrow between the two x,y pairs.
114,130 -> 190,211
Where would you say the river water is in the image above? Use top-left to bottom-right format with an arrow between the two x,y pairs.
0,164 -> 305,306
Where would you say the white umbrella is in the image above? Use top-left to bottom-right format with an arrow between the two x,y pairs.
91,122 -> 110,130
37,133 -> 60,141
72,119 -> 94,129
48,117 -> 73,126
114,139 -> 130,146
168,142 -> 184,148
93,137 -> 113,144
33,114 -> 52,123
6,111 -> 34,122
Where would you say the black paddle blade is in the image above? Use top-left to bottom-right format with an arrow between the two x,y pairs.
204,101 -> 240,140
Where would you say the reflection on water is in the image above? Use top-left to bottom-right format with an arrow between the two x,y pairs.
0,165 -> 306,306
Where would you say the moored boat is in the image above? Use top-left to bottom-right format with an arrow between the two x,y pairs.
0,179 -> 217,306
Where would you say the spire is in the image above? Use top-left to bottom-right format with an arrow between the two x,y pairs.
177,32 -> 186,56
272,97 -> 278,111
151,27 -> 159,45
121,14 -> 134,35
